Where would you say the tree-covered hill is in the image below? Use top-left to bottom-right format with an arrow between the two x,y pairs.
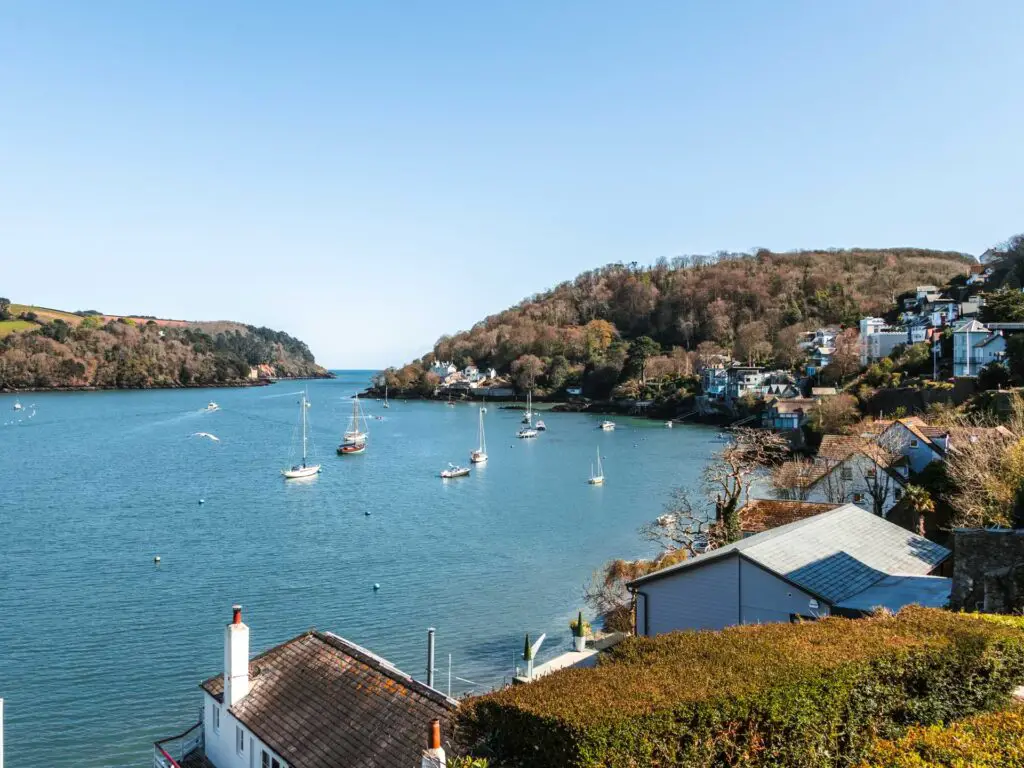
381,247 -> 974,399
0,299 -> 330,390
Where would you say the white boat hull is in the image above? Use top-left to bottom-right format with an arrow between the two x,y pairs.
283,464 -> 321,479
441,467 -> 470,478
588,476 -> 604,485
470,451 -> 488,463
517,429 -> 538,439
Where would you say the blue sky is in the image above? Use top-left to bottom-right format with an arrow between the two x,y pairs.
3,2 -> 1022,367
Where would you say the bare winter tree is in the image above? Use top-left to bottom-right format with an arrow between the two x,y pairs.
943,395 -> 1024,528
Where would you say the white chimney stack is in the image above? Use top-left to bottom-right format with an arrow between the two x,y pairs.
420,719 -> 446,768
224,604 -> 250,707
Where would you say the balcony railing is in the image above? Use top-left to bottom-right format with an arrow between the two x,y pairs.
154,721 -> 204,768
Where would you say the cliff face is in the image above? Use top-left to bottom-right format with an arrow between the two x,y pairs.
0,309 -> 330,390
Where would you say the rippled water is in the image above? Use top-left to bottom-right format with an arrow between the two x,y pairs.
0,372 -> 718,767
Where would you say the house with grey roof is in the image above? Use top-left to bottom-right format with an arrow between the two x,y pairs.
628,504 -> 950,637
154,606 -> 457,768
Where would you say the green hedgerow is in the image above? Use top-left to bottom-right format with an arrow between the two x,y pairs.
859,707 -> 1024,767
457,607 -> 1024,768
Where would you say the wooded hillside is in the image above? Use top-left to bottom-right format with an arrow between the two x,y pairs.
0,299 -> 330,390
384,248 -> 973,398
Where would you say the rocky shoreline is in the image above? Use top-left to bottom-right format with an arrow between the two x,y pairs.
0,373 -> 334,394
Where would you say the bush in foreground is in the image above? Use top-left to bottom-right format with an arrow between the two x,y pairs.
457,608 -> 1024,768
859,707 -> 1024,767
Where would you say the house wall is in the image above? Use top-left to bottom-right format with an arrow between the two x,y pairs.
739,559 -> 830,623
635,554 -> 740,636
884,423 -> 941,474
806,455 -> 902,517
204,693 -> 287,768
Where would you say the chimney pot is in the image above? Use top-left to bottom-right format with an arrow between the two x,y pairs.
429,719 -> 441,750
232,605 -> 242,625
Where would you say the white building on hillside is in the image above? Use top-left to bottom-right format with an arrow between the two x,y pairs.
952,320 -> 1008,377
859,317 -> 909,366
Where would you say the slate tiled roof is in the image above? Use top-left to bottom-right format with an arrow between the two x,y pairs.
740,499 -> 841,534
629,504 -> 950,605
201,631 -> 457,768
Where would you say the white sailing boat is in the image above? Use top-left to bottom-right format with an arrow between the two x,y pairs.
587,448 -> 605,485
338,396 -> 369,455
12,399 -> 22,411
282,392 -> 321,479
521,390 -> 534,423
383,382 -> 390,409
470,407 -> 488,463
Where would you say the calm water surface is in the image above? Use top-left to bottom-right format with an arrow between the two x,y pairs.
0,372 -> 718,767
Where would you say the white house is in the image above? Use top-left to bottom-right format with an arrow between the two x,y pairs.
154,606 -> 457,768
952,320 -> 1006,377
859,317 -> 909,366
877,418 -> 1016,474
430,360 -> 457,378
628,504 -> 950,636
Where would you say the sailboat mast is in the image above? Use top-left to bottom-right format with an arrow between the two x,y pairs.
301,395 -> 308,463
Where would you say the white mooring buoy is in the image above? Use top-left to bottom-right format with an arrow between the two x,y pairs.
153,556 -> 161,564
373,583 -> 380,591
198,498 -> 205,505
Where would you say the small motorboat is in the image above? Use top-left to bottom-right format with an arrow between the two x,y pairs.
517,427 -> 538,439
535,420 -> 547,431
440,463 -> 470,479
598,420 -> 616,431
665,421 -> 673,428
205,402 -> 220,412
13,399 -> 22,411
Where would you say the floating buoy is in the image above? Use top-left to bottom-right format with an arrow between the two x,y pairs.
373,583 -> 380,591
365,510 -> 371,516
198,499 -> 205,505
153,556 -> 161,563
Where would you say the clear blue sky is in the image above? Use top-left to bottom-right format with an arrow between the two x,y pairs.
3,2 -> 1022,367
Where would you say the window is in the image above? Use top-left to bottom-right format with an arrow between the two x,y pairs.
212,705 -> 220,733
866,467 -> 877,478
236,726 -> 245,754
841,466 -> 853,481
853,492 -> 865,502
262,751 -> 281,768
894,488 -> 903,501
910,439 -> 919,448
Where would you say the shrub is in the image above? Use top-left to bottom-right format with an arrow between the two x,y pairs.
858,708 -> 1024,767
457,607 -> 1024,768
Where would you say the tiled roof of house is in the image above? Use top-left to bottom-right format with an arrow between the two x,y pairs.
740,499 -> 841,534
629,504 -> 950,604
201,631 -> 457,768
817,434 -> 868,460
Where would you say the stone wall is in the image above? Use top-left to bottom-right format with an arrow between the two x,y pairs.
949,529 -> 1024,613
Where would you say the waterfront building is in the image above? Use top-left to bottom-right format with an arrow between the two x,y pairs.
154,606 -> 456,768
628,505 -> 950,636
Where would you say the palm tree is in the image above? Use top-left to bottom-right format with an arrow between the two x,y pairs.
904,484 -> 935,537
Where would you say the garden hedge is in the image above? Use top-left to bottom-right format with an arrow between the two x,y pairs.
458,608 -> 1024,767
858,707 -> 1024,767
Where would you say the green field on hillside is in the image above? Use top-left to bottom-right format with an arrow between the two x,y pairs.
0,319 -> 38,338
9,304 -> 83,326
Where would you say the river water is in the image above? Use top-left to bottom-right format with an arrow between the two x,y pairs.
0,371 -> 718,767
